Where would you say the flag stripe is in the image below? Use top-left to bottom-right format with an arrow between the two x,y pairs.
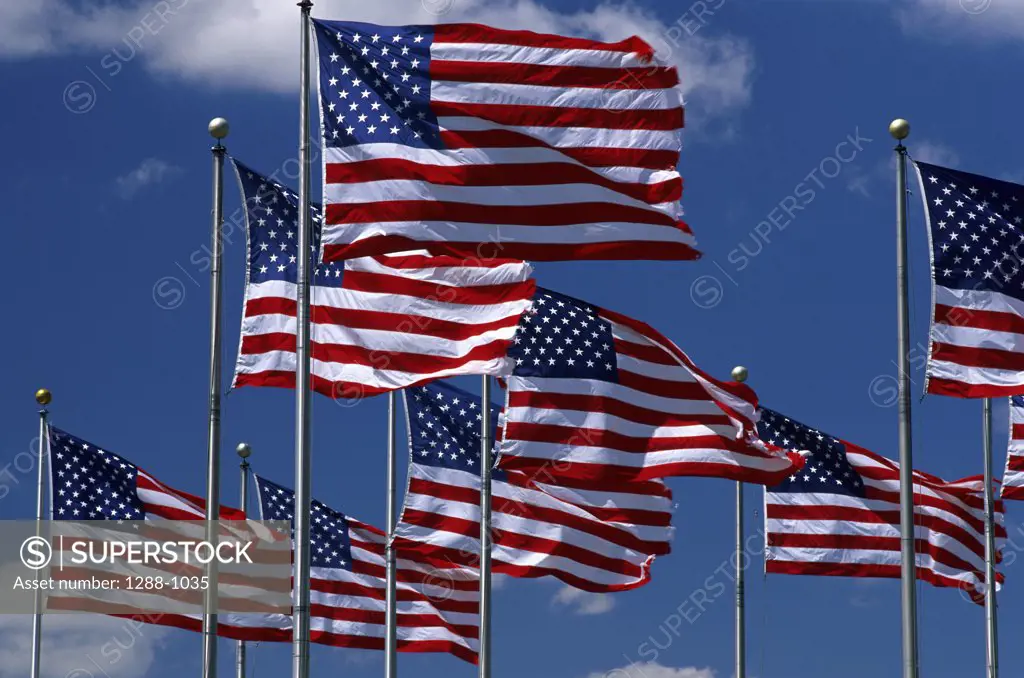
315,19 -> 694,263
231,159 -> 535,398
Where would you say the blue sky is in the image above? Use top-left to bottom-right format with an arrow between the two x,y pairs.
2,0 -> 1024,677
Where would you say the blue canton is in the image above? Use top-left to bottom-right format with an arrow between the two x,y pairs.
406,381 -> 504,480
48,427 -> 145,520
917,161 -> 1024,302
508,288 -> 619,381
1014,395 -> 1024,408
757,409 -> 865,497
255,476 -> 352,570
233,160 -> 342,289
313,19 -> 442,150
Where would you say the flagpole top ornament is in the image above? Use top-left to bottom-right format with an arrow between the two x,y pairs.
889,118 -> 910,141
236,442 -> 252,460
34,389 -> 51,406
208,117 -> 230,140
731,366 -> 748,383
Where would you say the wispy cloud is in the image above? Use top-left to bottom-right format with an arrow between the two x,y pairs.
587,661 -> 716,678
4,0 -> 755,127
896,0 -> 1024,41
846,138 -> 960,199
552,586 -> 616,615
114,158 -> 180,199
0,614 -> 171,678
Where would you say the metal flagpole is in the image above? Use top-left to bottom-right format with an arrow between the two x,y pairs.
890,118 -> 918,678
478,376 -> 493,678
30,388 -> 51,678
982,399 -> 999,678
236,443 -> 252,678
293,3 -> 314,678
203,116 -> 230,678
385,392 -> 399,678
731,366 -> 748,678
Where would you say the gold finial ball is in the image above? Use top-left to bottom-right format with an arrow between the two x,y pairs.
236,442 -> 252,459
731,366 -> 748,383
35,389 -> 52,406
208,117 -> 230,140
889,118 -> 910,141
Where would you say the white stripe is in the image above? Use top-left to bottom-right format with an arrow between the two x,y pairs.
243,311 -> 517,359
437,118 -> 680,151
323,179 -> 681,216
431,79 -> 680,112
323,221 -> 695,247
430,42 -> 662,69
504,439 -> 789,472
934,284 -> 1024,321
323,145 -> 678,183
506,404 -> 737,441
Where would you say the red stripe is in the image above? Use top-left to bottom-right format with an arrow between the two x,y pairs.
1007,456 -> 1024,472
391,536 -> 651,594
767,533 -> 986,582
308,604 -> 477,640
1012,423 -> 1024,439
341,269 -> 535,305
504,421 -> 756,454
931,342 -> 1024,372
767,504 -> 989,560
497,473 -> 671,526
245,297 -> 525,341
309,577 -> 478,614
1002,484 -> 1024,501
432,100 -> 683,132
507,390 -> 728,428
240,331 -> 508,374
926,377 -> 1024,399
764,560 -> 985,604
324,200 -> 681,229
364,252 -> 522,269
322,236 -> 699,263
234,371 -> 452,399
508,468 -> 672,499
497,455 -> 802,486
433,24 -> 656,58
326,157 -> 682,203
401,507 -> 646,577
432,59 -> 677,89
439,130 -> 680,170
615,369 -> 712,400
408,476 -> 669,555
860,483 -> 991,529
935,303 -> 1024,335
613,336 -> 680,366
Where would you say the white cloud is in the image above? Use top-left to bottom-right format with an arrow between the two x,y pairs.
846,138 -> 959,199
552,586 -> 616,615
0,614 -> 171,678
115,158 -> 180,199
587,661 -> 715,678
3,0 -> 754,124
910,140 -> 960,168
897,0 -> 1024,40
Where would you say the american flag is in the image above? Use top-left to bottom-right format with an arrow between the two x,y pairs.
759,408 -> 1006,602
44,427 -> 283,621
249,476 -> 480,663
230,160 -> 535,398
1002,396 -> 1024,500
312,20 -> 696,263
913,161 -> 1024,398
394,380 -> 673,592
496,288 -> 805,485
